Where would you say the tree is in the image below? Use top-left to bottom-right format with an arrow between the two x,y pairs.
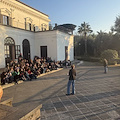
53,23 -> 76,34
78,22 -> 93,55
114,16 -> 120,33
95,30 -> 112,56
101,49 -> 118,64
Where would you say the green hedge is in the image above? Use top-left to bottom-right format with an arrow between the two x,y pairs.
76,56 -> 101,62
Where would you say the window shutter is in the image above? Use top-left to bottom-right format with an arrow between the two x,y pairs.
34,26 -> 35,32
25,22 -> 26,30
9,17 -> 12,26
31,24 -> 34,31
0,14 -> 3,24
29,23 -> 31,31
26,22 -> 29,30
7,16 -> 9,25
15,45 -> 21,59
0,14 -> 1,23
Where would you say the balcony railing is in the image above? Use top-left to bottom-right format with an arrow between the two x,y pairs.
0,15 -> 47,32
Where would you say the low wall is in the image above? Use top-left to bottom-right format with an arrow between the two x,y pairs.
19,104 -> 42,120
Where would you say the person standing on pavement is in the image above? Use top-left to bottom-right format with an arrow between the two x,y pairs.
66,64 -> 76,95
103,59 -> 108,73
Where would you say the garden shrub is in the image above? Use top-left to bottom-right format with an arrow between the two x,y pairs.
101,49 -> 118,64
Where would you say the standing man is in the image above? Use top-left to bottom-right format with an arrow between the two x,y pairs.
66,64 -> 76,95
103,59 -> 108,73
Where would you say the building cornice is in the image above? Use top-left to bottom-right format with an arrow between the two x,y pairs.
35,29 -> 74,36
15,0 -> 49,17
0,0 -> 50,22
0,23 -> 35,33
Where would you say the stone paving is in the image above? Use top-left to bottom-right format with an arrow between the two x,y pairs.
1,61 -> 120,120
41,63 -> 120,120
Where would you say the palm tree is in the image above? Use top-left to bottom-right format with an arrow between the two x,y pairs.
97,30 -> 106,35
78,22 -> 93,55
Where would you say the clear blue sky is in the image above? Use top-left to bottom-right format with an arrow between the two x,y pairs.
20,0 -> 120,34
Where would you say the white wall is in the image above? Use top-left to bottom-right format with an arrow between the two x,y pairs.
0,25 -> 35,68
35,30 -> 74,61
0,26 -> 6,68
35,31 -> 57,61
56,30 -> 74,61
0,25 -> 74,68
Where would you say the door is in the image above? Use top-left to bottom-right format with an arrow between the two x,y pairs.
22,39 -> 30,60
40,46 -> 47,58
4,37 -> 15,66
65,46 -> 68,61
9,45 -> 15,60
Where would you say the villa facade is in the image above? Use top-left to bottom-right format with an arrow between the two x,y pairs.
0,0 -> 74,68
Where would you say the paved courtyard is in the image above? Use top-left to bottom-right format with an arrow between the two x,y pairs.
1,61 -> 120,120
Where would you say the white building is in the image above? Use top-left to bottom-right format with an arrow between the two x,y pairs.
0,0 -> 74,68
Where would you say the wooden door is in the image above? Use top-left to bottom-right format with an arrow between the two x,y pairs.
65,46 -> 68,61
22,39 -> 31,60
40,46 -> 47,58
4,37 -> 15,66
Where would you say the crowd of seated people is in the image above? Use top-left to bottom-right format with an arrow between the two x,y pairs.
1,55 -> 64,85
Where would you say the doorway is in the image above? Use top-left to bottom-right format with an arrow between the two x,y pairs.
65,46 -> 68,61
22,39 -> 31,60
4,37 -> 15,66
40,46 -> 47,58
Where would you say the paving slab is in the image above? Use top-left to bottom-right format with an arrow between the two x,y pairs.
1,61 -> 120,120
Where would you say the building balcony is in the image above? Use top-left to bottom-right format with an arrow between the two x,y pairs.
0,14 -> 47,32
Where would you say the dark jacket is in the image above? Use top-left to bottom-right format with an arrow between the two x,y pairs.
69,69 -> 76,80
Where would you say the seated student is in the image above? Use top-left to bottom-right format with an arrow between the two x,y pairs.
37,64 -> 42,74
55,62 -> 60,68
1,71 -> 8,85
29,63 -> 33,71
33,56 -> 38,64
68,60 -> 71,66
40,65 -> 44,74
24,66 -> 31,80
59,61 -> 63,68
20,68 -> 27,81
37,68 -> 41,75
27,68 -> 37,79
54,62 -> 59,70
12,68 -> 20,84
18,53 -> 23,63
44,64 -> 50,73
31,64 -> 38,75
51,62 -> 56,70
29,59 -> 34,65
6,70 -> 14,83
9,60 -> 14,67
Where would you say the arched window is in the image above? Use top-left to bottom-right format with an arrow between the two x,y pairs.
4,37 -> 15,65
4,37 -> 15,45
